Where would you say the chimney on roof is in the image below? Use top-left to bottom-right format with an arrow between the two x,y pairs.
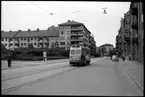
37,28 -> 39,31
28,29 -> 31,31
68,20 -> 71,22
18,30 -> 22,32
48,25 -> 55,30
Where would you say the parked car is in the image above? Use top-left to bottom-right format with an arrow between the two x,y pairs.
112,55 -> 119,62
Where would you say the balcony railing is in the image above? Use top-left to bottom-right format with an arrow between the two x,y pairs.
71,32 -> 83,36
71,38 -> 83,41
70,27 -> 83,31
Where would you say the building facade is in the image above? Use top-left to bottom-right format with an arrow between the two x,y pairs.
115,2 -> 144,64
58,20 -> 91,50
98,43 -> 114,56
1,20 -> 96,53
1,26 -> 59,50
89,34 -> 97,55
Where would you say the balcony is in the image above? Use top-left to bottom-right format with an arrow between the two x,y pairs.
71,32 -> 83,36
71,37 -> 83,41
70,27 -> 83,31
131,8 -> 138,15
131,24 -> 138,30
132,33 -> 139,43
124,33 -> 131,42
124,32 -> 139,43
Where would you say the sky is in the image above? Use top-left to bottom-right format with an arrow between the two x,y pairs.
1,1 -> 131,47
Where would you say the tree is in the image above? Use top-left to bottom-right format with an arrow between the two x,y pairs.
51,41 -> 59,49
1,44 -> 7,54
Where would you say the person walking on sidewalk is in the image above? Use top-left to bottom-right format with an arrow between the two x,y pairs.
122,55 -> 125,62
7,53 -> 12,68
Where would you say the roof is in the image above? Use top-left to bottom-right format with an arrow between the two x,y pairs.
58,20 -> 91,34
99,43 -> 113,47
1,28 -> 59,38
58,20 -> 83,26
1,31 -> 18,38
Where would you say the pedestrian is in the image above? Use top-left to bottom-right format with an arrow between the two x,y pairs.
122,55 -> 125,62
7,54 -> 12,68
129,54 -> 131,60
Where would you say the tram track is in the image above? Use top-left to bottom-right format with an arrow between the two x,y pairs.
2,66 -> 77,94
2,58 -> 105,94
2,58 -> 104,82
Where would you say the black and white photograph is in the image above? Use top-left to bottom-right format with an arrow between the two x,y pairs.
1,1 -> 144,96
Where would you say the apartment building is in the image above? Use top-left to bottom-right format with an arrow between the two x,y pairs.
1,26 -> 59,50
1,20 -> 96,53
58,20 -> 91,50
115,2 -> 144,64
98,43 -> 114,56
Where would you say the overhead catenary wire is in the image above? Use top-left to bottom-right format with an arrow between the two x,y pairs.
28,1 -> 83,15
27,2 -> 54,15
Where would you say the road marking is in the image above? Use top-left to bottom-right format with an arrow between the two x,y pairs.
120,61 -> 144,93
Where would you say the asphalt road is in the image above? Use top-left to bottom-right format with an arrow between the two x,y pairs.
2,58 -> 143,96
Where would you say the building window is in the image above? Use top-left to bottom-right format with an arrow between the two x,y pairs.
5,44 -> 7,46
67,42 -> 70,45
24,38 -> 26,41
31,38 -> 33,40
17,44 -> 19,47
24,43 -> 26,46
9,43 -> 13,47
45,43 -> 49,47
9,38 -> 13,42
34,43 -> 36,45
21,38 -> 23,41
21,43 -> 23,46
60,42 -> 65,45
28,38 -> 30,42
141,14 -> 143,22
61,31 -> 64,35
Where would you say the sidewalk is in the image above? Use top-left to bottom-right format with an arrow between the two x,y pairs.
119,58 -> 144,92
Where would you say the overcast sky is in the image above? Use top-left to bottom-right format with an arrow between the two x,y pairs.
1,1 -> 131,47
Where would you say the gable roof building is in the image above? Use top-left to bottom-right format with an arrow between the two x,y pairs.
1,27 -> 59,38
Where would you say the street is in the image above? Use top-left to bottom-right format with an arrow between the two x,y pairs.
2,57 -> 143,96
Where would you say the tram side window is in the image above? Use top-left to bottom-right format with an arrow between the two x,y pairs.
76,49 -> 81,54
82,48 -> 86,55
70,50 -> 75,55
